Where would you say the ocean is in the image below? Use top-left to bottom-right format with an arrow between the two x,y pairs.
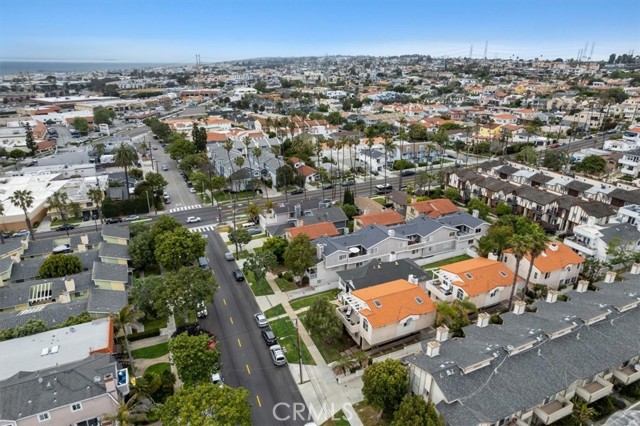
0,61 -> 168,76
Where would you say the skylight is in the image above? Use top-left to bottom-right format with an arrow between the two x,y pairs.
464,273 -> 473,279
374,300 -> 382,307
499,271 -> 508,277
415,297 -> 423,304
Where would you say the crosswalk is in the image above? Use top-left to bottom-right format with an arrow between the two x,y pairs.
188,224 -> 218,234
168,204 -> 202,213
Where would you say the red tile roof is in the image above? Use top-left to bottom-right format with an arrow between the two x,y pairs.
410,198 -> 458,218
286,222 -> 339,241
355,211 -> 404,227
440,258 -> 515,297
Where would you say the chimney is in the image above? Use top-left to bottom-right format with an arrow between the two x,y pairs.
546,289 -> 558,303
388,252 -> 397,262
487,252 -> 498,261
316,243 -> 324,260
104,374 -> 116,394
548,243 -> 558,252
477,312 -> 491,327
472,209 -> 479,218
426,340 -> 440,358
64,277 -> 75,292
604,271 -> 616,283
80,234 -> 89,245
296,218 -> 304,228
576,280 -> 589,293
77,244 -> 87,253
513,300 -> 526,315
631,263 -> 640,275
436,325 -> 449,342
388,229 -> 395,238
407,274 -> 418,284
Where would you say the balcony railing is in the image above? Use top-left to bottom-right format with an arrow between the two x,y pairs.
576,376 -> 614,403
533,399 -> 574,425
613,364 -> 640,385
336,306 -> 360,334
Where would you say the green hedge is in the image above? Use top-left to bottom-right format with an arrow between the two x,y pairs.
128,328 -> 161,341
103,197 -> 150,218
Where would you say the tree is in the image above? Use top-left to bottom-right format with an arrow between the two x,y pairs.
304,297 -> 342,344
522,225 -> 550,292
276,165 -> 296,189
72,117 -> 89,135
507,233 -> 534,311
25,123 -> 36,155
46,190 -> 80,235
169,333 -> 221,387
130,275 -> 164,319
495,201 -> 512,217
155,228 -> 207,271
10,189 -> 35,240
580,255 -> 606,284
606,236 -> 636,268
261,236 -> 288,264
391,395 -> 443,426
128,231 -> 156,269
113,143 -> 139,200
166,136 -> 197,161
113,304 -> 144,368
362,358 -> 408,418
94,107 -> 116,125
343,188 -> 354,205
342,203 -> 358,220
383,134 -> 397,189
39,254 -> 82,278
9,148 -> 25,160
87,188 -> 104,223
571,399 -> 596,426
515,146 -> 537,165
573,155 -> 607,175
150,215 -> 181,242
243,251 -> 277,287
128,168 -> 143,180
246,202 -> 261,223
161,266 -> 218,317
466,198 -> 489,220
228,228 -> 252,255
435,299 -> 477,337
158,383 -> 251,426
284,234 -> 316,282
0,201 -> 4,244
443,187 -> 460,201
192,124 -> 207,152
543,149 -> 568,172
144,171 -> 168,209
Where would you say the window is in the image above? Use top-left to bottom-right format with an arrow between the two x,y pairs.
370,247 -> 378,254
362,319 -> 369,331
71,403 -> 83,412
404,318 -> 413,327
449,232 -> 456,237
464,273 -> 473,279
476,228 -> 482,233
374,300 -> 382,307
38,412 -> 51,422
534,272 -> 538,279
456,289 -> 464,300
338,255 -> 347,261
544,272 -> 551,279
415,297 -> 423,304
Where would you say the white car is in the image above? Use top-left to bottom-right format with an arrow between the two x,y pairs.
189,188 -> 196,193
211,372 -> 224,387
186,216 -> 201,223
270,344 -> 287,366
254,313 -> 268,328
196,302 -> 208,318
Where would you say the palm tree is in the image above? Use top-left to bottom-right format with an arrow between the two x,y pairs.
0,201 -> 5,244
333,355 -> 355,376
366,137 -> 375,196
243,136 -> 253,190
46,191 -> 79,236
10,189 -> 35,241
522,227 -> 550,296
507,234 -> 534,311
87,188 -> 105,224
397,137 -> 405,190
112,304 -> 144,371
234,156 -> 245,193
102,393 -> 149,426
113,143 -> 139,200
271,145 -> 288,202
326,139 -> 336,198
382,133 -> 396,189
351,350 -> 369,369
571,399 -> 596,426
252,146 -> 268,200
223,139 -> 236,198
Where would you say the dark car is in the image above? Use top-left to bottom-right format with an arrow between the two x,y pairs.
401,170 -> 416,177
247,228 -> 262,235
291,188 -> 304,195
261,329 -> 277,345
56,224 -> 76,231
341,180 -> 355,187
105,218 -> 122,224
233,269 -> 245,282
322,183 -> 334,190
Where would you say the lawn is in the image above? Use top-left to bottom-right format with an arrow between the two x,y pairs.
290,289 -> 341,311
353,402 -> 390,426
275,277 -> 298,292
372,197 -> 386,205
264,304 -> 286,319
322,409 -> 351,426
269,317 -> 315,365
422,254 -> 472,270
142,316 -> 167,331
301,315 -> 354,364
245,270 -> 274,296
214,191 -> 256,202
174,311 -> 197,328
131,342 -> 169,359
144,362 -> 171,376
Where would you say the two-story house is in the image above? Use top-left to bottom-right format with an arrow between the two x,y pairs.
564,222 -> 640,262
405,198 -> 459,220
259,198 -> 333,236
336,258 -> 429,293
353,211 -> 404,231
618,149 -> 640,178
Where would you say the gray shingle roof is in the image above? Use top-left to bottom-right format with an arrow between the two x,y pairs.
337,258 -> 428,291
91,262 -> 129,283
435,212 -> 487,229
576,200 -> 617,218
7,251 -> 99,283
599,222 -> 640,244
87,289 -> 128,314
0,299 -> 88,330
393,215 -> 449,237
514,186 -> 559,205
564,180 -> 593,192
304,207 -> 348,226
529,173 -> 553,184
387,190 -> 410,206
0,239 -> 25,258
405,276 -> 640,426
495,165 -> 519,175
475,176 -> 517,193
0,257 -> 12,275
24,232 -> 102,257
0,353 -> 118,420
272,197 -> 326,215
99,242 -> 130,260
101,224 -> 130,240
0,272 -> 94,310
315,224 -> 392,256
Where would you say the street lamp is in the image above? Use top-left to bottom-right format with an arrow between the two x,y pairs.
292,318 -> 304,384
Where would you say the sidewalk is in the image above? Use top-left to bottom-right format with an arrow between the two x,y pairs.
263,273 -> 364,426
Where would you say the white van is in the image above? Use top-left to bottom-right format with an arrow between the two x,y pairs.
241,222 -> 256,229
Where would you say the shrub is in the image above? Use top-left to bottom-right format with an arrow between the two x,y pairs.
171,323 -> 208,338
128,329 -> 161,341
283,271 -> 294,281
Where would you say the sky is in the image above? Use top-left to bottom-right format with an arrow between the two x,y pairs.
0,0 -> 638,63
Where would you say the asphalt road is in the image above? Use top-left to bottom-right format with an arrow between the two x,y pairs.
198,231 -> 310,426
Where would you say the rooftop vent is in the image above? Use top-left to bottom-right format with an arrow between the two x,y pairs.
513,300 -> 526,315
576,280 -> 589,293
426,340 -> 440,358
604,271 -> 616,283
436,325 -> 449,342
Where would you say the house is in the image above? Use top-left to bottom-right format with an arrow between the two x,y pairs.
91,262 -> 129,291
405,273 -> 640,426
285,222 -> 340,242
386,190 -> 412,215
619,149 -> 640,178
406,198 -> 458,220
492,113 -> 518,125
355,196 -> 385,215
101,224 -> 130,245
98,242 -> 130,265
353,211 -> 404,231
336,280 -> 436,349
259,198 -> 333,236
336,258 -> 429,292
425,257 -> 517,309
503,242 -> 584,290
564,222 -> 640,262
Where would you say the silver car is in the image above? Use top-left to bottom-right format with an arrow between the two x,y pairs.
254,313 -> 268,328
270,344 -> 287,366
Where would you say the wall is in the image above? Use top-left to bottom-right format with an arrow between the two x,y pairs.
16,394 -> 118,426
365,312 -> 435,349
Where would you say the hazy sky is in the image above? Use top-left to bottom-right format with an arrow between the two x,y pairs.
1,0 -> 638,63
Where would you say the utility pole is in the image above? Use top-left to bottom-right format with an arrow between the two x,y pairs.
294,318 -> 304,384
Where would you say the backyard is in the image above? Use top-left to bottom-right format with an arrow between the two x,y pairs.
144,362 -> 171,376
131,342 -> 169,359
269,317 -> 315,365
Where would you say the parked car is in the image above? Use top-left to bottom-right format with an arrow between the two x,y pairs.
291,188 -> 304,195
164,197 -> 171,204
341,180 -> 355,187
371,170 -> 379,176
125,215 -> 140,221
196,302 -> 208,318
189,187 -> 196,193
186,216 -> 201,223
12,230 -> 30,238
322,183 -> 334,190
261,329 -> 277,345
254,312 -> 268,328
161,164 -> 168,171
550,143 -> 560,148
247,228 -> 262,235
55,224 -> 76,231
269,344 -> 287,366
233,269 -> 245,282
224,252 -> 235,261
210,372 -> 224,387
401,170 -> 416,177
105,218 -> 122,224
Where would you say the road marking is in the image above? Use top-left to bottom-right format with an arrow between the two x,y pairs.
223,298 -> 227,306
246,364 -> 251,375
229,316 -> 234,325
237,338 -> 242,348
256,395 -> 262,408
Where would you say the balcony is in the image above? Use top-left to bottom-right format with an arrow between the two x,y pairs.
336,306 -> 360,334
613,364 -> 640,385
425,280 -> 453,302
533,400 -> 574,425
563,237 -> 595,256
576,377 -> 614,403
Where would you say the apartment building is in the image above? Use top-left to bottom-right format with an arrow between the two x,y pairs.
563,222 -> 640,262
